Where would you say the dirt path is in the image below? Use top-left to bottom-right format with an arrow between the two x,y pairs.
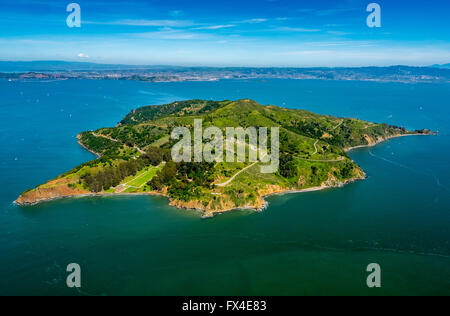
92,132 -> 145,154
115,167 -> 158,192
215,162 -> 258,187
92,132 -> 119,143
332,120 -> 344,131
123,170 -> 149,186
300,120 -> 345,162
297,156 -> 345,162
312,140 -> 319,155
215,138 -> 268,187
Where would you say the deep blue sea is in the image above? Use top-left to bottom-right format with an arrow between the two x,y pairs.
0,79 -> 449,295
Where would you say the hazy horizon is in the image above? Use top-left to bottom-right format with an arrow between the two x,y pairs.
1,0 -> 449,67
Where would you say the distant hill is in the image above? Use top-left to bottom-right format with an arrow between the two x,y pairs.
432,63 -> 450,69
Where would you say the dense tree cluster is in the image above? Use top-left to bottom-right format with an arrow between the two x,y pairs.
97,126 -> 169,149
279,131 -> 299,154
79,132 -> 122,156
120,100 -> 223,125
294,121 -> 324,139
279,153 -> 297,179
168,182 -> 201,202
148,161 -> 215,200
145,147 -> 172,166
82,160 -> 143,192
81,148 -> 171,193
176,162 -> 215,187
147,161 -> 177,191
340,162 -> 355,178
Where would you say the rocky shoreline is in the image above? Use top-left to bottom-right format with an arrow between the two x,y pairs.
77,134 -> 101,158
344,131 -> 437,152
15,131 -> 436,217
15,173 -> 365,218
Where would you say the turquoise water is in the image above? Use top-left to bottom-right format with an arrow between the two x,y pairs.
0,79 -> 449,295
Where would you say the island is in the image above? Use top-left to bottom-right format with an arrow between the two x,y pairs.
15,99 -> 435,217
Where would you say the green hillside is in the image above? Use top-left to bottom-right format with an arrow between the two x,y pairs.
17,99 -> 433,216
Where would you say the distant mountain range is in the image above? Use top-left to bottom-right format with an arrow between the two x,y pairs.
432,63 -> 450,69
1,61 -> 449,83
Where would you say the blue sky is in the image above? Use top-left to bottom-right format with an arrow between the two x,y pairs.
1,0 -> 449,66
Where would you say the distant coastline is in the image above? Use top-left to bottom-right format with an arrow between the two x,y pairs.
1,62 -> 450,84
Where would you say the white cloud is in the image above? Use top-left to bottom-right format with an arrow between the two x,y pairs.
193,25 -> 236,30
77,53 -> 89,58
239,18 -> 268,24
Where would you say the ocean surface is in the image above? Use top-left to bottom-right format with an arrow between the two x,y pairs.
0,79 -> 449,296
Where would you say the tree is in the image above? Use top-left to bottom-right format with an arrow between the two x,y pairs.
279,153 -> 297,178
160,161 -> 177,183
148,176 -> 164,191
142,147 -> 171,166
